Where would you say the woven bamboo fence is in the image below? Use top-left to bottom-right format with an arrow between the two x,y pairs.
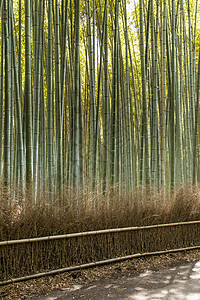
1,221 -> 200,284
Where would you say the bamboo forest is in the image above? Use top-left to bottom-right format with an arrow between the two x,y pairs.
1,0 -> 200,288
0,0 -> 199,198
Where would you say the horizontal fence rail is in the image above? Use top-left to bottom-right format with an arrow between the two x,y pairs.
1,220 -> 200,246
1,246 -> 200,286
1,221 -> 200,285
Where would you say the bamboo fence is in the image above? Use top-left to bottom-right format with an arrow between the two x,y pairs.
0,220 -> 200,284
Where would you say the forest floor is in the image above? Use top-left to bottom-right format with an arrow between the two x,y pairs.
1,250 -> 200,299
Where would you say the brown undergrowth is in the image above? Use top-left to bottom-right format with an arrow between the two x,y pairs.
0,184 -> 200,281
0,184 -> 200,241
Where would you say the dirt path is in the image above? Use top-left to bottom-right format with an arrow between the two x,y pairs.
31,260 -> 200,300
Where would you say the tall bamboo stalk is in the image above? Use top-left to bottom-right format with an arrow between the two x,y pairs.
24,0 -> 33,188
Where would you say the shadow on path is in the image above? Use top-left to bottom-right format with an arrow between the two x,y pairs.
31,261 -> 200,299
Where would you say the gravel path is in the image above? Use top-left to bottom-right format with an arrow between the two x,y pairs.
31,260 -> 200,300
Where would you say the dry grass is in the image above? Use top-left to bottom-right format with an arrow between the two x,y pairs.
0,184 -> 200,282
0,184 -> 200,241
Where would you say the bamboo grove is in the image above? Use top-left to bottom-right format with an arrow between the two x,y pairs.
0,0 -> 199,201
